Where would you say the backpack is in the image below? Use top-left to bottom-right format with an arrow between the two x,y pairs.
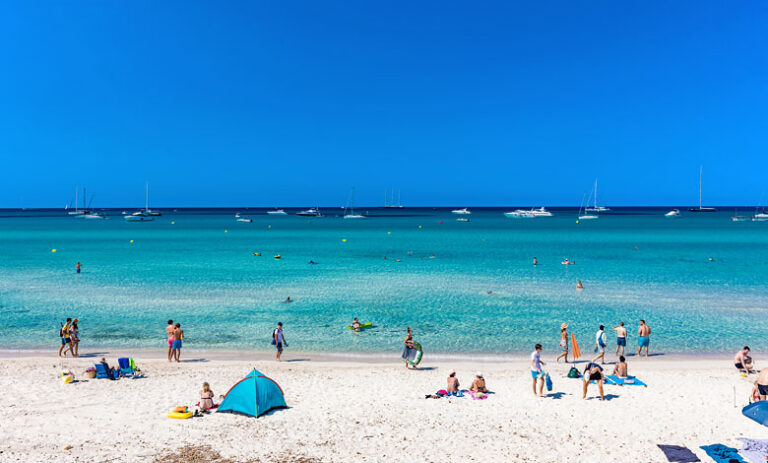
567,366 -> 581,378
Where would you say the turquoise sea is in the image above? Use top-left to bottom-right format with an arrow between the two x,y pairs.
1,208 -> 767,356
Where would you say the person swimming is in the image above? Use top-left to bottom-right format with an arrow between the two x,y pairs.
309,260 -> 317,264
352,317 -> 361,331
283,296 -> 292,303
576,280 -> 584,290
533,257 -> 538,266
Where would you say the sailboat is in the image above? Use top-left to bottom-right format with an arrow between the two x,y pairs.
124,183 -> 155,222
584,179 -> 610,213
577,192 -> 598,221
68,188 -> 91,216
344,187 -> 366,219
688,166 -> 717,212
384,189 -> 403,208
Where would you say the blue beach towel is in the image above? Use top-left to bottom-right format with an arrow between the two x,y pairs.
606,375 -> 647,387
657,444 -> 701,462
699,444 -> 746,463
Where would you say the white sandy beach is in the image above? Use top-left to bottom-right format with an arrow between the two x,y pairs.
0,350 -> 764,462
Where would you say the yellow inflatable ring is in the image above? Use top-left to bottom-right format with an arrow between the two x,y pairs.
168,411 -> 194,419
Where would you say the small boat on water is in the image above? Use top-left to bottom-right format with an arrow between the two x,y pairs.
124,183 -> 159,221
451,208 -> 471,215
664,209 -> 681,217
68,187 -> 92,217
343,187 -> 366,219
504,207 -> 553,218
235,213 -> 252,223
731,209 -> 750,222
456,217 -> 470,222
267,209 -> 287,215
753,212 -> 768,222
577,193 -> 598,221
297,208 -> 322,217
584,180 -> 611,213
688,166 -> 718,212
384,189 -> 404,208
83,212 -> 106,219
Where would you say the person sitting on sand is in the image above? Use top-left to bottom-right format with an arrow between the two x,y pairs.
447,371 -> 460,395
613,356 -> 628,378
735,346 -> 754,373
556,323 -> 569,363
582,362 -> 605,400
200,382 -> 215,411
753,369 -> 768,401
469,372 -> 487,398
99,357 -> 117,377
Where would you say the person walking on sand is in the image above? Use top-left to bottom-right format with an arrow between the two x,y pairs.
272,322 -> 287,362
531,344 -> 546,397
69,318 -> 80,357
172,323 -> 183,362
401,327 -> 417,369
556,323 -> 569,363
58,317 -> 73,357
637,320 -> 651,358
165,320 -> 175,362
582,362 -> 605,400
592,325 -> 607,364
612,322 -> 627,357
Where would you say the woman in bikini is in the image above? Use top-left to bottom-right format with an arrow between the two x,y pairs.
556,323 -> 569,363
469,372 -> 488,398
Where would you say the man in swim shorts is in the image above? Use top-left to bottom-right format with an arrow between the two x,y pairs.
637,320 -> 651,358
166,320 -> 175,362
530,344 -> 546,397
76,262 -> 82,274
734,346 -> 754,373
612,322 -> 627,357
273,322 -> 286,362
755,368 -> 768,400
172,323 -> 183,363
582,362 -> 605,400
592,325 -> 607,364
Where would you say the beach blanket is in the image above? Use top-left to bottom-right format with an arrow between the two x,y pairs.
657,445 -> 701,462
606,375 -> 647,387
736,438 -> 768,463
699,444 -> 746,463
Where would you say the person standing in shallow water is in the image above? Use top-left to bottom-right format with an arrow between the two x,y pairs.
612,322 -> 627,357
165,320 -> 175,362
637,320 -> 651,358
273,322 -> 287,362
172,323 -> 183,362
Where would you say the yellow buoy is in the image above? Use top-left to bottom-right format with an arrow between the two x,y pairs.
268,225 -> 271,229
387,231 -> 391,235
418,225 -> 422,229
224,230 -> 228,233
130,239 -> 134,243
171,221 -> 175,225
342,238 -> 347,242
51,249 -> 57,253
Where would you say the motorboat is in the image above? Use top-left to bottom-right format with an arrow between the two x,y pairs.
124,211 -> 154,222
505,207 -> 553,218
297,208 -> 322,217
267,209 -> 287,215
456,217 -> 470,222
753,212 -> 768,222
451,208 -> 471,215
664,209 -> 681,217
235,213 -> 252,223
82,212 -> 106,219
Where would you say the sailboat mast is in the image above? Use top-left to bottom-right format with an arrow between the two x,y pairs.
75,188 -> 78,212
699,166 -> 703,209
145,182 -> 149,212
594,179 -> 598,208
83,188 -> 86,210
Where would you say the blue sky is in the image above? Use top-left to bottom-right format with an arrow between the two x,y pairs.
1,1 -> 766,207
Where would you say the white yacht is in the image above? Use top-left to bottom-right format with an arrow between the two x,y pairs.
753,212 -> 768,222
343,187 -> 366,219
297,208 -> 322,217
235,213 -> 252,223
584,180 -> 611,213
456,217 -> 470,222
68,188 -> 91,216
688,166 -> 717,212
577,193 -> 598,221
451,208 -> 471,215
124,183 -> 158,221
664,209 -> 681,217
82,212 -> 106,219
505,207 -> 553,218
267,209 -> 287,215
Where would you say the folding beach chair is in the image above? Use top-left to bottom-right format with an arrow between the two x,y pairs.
118,357 -> 135,377
94,362 -> 120,380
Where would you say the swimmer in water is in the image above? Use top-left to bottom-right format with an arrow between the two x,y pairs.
309,260 -> 317,264
253,252 -> 261,256
533,257 -> 538,266
76,262 -> 82,274
283,296 -> 292,303
708,257 -> 714,261
576,280 -> 584,290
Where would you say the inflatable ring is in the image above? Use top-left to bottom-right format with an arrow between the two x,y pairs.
347,322 -> 372,330
406,341 -> 423,366
168,411 -> 194,419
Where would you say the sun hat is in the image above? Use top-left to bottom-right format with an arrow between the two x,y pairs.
561,323 -> 568,330
476,371 -> 483,378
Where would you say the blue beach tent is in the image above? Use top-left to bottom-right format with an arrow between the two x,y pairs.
217,369 -> 287,418
743,401 -> 768,426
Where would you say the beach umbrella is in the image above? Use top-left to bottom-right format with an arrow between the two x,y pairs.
571,332 -> 581,360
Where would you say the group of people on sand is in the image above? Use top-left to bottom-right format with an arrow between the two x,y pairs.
58,318 -> 80,357
443,370 -> 488,398
555,320 -> 652,365
165,320 -> 184,362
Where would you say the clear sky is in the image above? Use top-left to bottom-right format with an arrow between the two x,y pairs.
1,1 -> 766,208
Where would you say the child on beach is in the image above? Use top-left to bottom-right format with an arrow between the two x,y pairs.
200,382 -> 215,411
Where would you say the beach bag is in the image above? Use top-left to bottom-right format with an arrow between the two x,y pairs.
270,329 -> 277,345
567,366 -> 581,378
598,332 -> 606,348
545,373 -> 553,391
